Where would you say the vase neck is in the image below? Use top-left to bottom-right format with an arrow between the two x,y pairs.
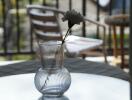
38,41 -> 64,69
41,58 -> 64,69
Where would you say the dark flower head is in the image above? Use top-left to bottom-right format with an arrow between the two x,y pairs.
62,9 -> 84,28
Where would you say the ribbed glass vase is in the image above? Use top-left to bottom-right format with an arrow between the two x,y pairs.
34,41 -> 71,97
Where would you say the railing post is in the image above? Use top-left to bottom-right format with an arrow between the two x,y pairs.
96,0 -> 100,39
29,0 -> 32,4
129,0 -> 132,99
2,0 -> 7,54
29,0 -> 34,52
82,0 -> 86,37
16,0 -> 20,52
122,0 -> 126,14
108,0 -> 113,52
43,0 -> 46,5
69,0 -> 72,10
56,0 -> 59,8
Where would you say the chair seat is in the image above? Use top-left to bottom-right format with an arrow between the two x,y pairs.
65,35 -> 103,55
105,14 -> 129,26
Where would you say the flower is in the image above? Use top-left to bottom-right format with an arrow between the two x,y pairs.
40,10 -> 84,90
62,9 -> 84,28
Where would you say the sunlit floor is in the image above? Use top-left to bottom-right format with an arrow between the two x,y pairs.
85,56 -> 114,64
0,60 -> 25,66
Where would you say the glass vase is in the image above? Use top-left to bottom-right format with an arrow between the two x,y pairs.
34,41 -> 71,97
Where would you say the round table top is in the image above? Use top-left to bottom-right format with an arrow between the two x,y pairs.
0,73 -> 129,100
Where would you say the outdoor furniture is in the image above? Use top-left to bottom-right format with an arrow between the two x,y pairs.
0,73 -> 129,100
27,5 -> 107,62
105,14 -> 129,68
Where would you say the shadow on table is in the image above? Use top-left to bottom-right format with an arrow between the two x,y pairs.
39,95 -> 69,100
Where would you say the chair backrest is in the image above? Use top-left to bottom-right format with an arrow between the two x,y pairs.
27,5 -> 63,41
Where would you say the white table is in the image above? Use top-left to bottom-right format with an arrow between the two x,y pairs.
0,73 -> 129,100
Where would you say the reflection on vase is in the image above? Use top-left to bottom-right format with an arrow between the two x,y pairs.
38,95 -> 69,100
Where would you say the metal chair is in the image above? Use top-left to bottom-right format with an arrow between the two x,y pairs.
27,5 -> 107,63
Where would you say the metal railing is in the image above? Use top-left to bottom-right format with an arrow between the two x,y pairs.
0,0 -> 129,57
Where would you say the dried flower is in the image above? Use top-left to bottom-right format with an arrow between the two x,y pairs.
62,9 -> 84,28
42,9 -> 84,90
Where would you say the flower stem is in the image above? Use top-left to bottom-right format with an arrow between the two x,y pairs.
62,27 -> 72,44
40,27 -> 72,91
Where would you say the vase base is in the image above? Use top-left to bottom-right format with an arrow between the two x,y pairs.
41,87 -> 64,97
41,95 -> 69,100
42,93 -> 63,97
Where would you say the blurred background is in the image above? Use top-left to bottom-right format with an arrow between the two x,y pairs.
0,0 -> 130,68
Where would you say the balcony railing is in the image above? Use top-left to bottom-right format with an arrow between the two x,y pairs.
0,0 -> 130,57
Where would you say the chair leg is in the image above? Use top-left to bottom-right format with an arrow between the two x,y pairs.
82,54 -> 86,59
102,26 -> 108,63
112,26 -> 118,58
120,26 -> 125,68
102,42 -> 108,63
